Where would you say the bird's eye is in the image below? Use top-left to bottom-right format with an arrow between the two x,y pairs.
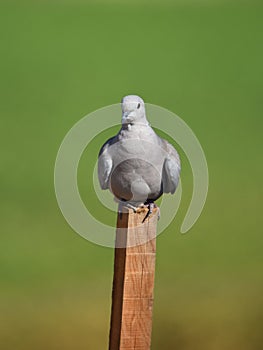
137,103 -> 140,109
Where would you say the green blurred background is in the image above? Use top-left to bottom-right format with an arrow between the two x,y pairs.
1,0 -> 263,349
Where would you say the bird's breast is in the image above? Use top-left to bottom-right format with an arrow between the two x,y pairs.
108,130 -> 166,201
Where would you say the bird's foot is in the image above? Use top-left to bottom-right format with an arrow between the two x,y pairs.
118,200 -> 160,222
125,203 -> 138,213
142,202 -> 160,223
118,201 -> 144,219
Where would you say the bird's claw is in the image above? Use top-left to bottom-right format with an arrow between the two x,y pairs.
142,202 -> 157,223
118,201 -> 160,223
118,201 -> 141,219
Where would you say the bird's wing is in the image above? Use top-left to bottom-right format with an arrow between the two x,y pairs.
162,140 -> 181,194
98,137 -> 115,190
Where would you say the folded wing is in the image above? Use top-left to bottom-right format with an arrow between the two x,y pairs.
98,137 -> 115,190
162,140 -> 181,194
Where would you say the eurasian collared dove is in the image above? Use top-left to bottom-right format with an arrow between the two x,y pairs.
98,95 -> 180,218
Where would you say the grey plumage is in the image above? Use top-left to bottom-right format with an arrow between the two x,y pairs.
98,95 -> 180,207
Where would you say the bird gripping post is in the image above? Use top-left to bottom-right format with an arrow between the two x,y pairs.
109,207 -> 158,350
98,95 -> 180,349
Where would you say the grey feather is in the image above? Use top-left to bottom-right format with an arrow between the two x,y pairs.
98,95 -> 181,205
98,137 -> 114,189
162,140 -> 181,194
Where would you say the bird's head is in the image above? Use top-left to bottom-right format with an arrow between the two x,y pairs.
121,95 -> 148,125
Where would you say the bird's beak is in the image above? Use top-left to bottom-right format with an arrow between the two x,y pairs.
122,111 -> 136,123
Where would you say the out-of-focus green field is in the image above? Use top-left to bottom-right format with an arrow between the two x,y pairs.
1,1 -> 263,349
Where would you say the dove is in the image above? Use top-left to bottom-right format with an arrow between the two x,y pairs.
98,95 -> 181,220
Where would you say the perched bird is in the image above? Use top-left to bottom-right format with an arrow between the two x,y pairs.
98,95 -> 180,220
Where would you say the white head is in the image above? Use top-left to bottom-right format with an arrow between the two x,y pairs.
121,95 -> 148,125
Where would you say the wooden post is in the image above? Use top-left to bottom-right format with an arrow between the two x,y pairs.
109,207 -> 158,350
